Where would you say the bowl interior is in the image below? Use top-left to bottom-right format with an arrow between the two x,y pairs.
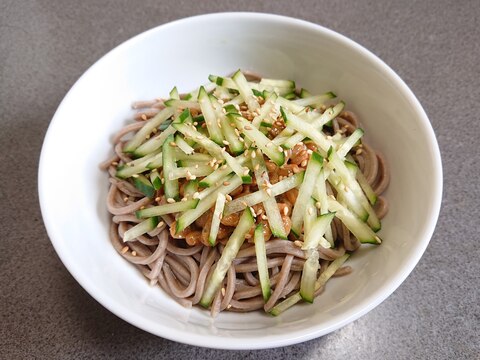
39,13 -> 442,349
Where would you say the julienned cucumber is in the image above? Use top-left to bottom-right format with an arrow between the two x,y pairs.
290,152 -> 324,237
162,134 -> 179,201
199,208 -> 255,307
254,224 -> 271,302
122,217 -> 159,242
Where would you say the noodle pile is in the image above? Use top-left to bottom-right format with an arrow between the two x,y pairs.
101,74 -> 389,316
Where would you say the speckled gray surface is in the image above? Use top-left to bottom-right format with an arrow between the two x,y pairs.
1,0 -> 479,359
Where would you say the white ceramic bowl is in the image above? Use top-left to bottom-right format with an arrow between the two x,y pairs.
39,13 -> 442,349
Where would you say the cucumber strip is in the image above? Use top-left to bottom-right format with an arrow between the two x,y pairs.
232,70 -> 260,111
224,171 -> 304,215
173,149 -> 213,162
187,82 -> 216,101
229,114 -> 285,166
162,134 -> 179,200
183,179 -> 198,199
123,217 -> 159,242
208,74 -> 237,88
176,175 -> 243,232
169,86 -> 180,100
299,88 -> 312,98
174,134 -> 194,155
254,224 -> 271,302
299,249 -> 319,303
337,128 -> 364,158
327,198 -> 381,244
356,169 -> 378,205
132,174 -> 155,198
164,99 -> 201,110
149,171 -> 162,190
260,78 -> 295,89
210,95 -> 244,155
327,148 -> 381,231
283,92 -> 296,100
292,91 -> 336,107
251,92 -> 278,129
312,169 -> 334,246
116,152 -> 160,179
198,86 -> 224,145
303,197 -> 317,238
290,152 -> 324,236
213,85 -> 236,101
134,125 -> 176,157
135,199 -> 199,218
123,107 -> 175,153
219,115 -> 245,155
302,212 -> 334,250
176,159 -> 210,167
252,153 -> 288,239
208,193 -> 226,246
275,96 -> 305,114
269,253 -> 350,316
327,170 -> 369,221
224,94 -> 244,106
172,122 -> 251,183
200,208 -> 255,307
281,108 -> 334,156
168,164 -> 214,180
281,102 -> 344,149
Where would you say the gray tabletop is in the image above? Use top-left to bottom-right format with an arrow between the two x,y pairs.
1,0 -> 479,359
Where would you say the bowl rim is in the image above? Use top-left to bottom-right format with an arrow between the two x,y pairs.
38,12 -> 443,350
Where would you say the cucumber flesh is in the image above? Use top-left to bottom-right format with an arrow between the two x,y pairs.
208,193 -> 226,246
123,217 -> 159,242
290,152 -> 324,236
199,208 -> 255,307
254,224 -> 271,302
327,199 -> 381,244
135,199 -> 199,218
162,134 -> 179,200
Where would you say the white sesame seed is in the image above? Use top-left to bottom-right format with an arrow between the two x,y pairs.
308,207 -> 313,215
155,196 -> 161,202
121,246 -> 129,254
277,146 -> 283,153
225,194 -> 232,201
223,181 -> 230,186
157,221 -> 165,228
294,240 -> 303,248
244,125 -> 252,130
301,159 -> 308,167
193,192 -> 200,199
132,174 -> 139,178
315,201 -> 322,209
266,142 -> 272,148
261,214 -> 268,220
283,207 -> 289,216
167,198 -> 176,203
241,201 -> 248,207
223,140 -> 230,145
251,151 -> 256,159
243,168 -> 250,176
170,141 -> 177,147
221,164 -> 228,169
131,251 -> 137,256
254,164 -> 260,171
